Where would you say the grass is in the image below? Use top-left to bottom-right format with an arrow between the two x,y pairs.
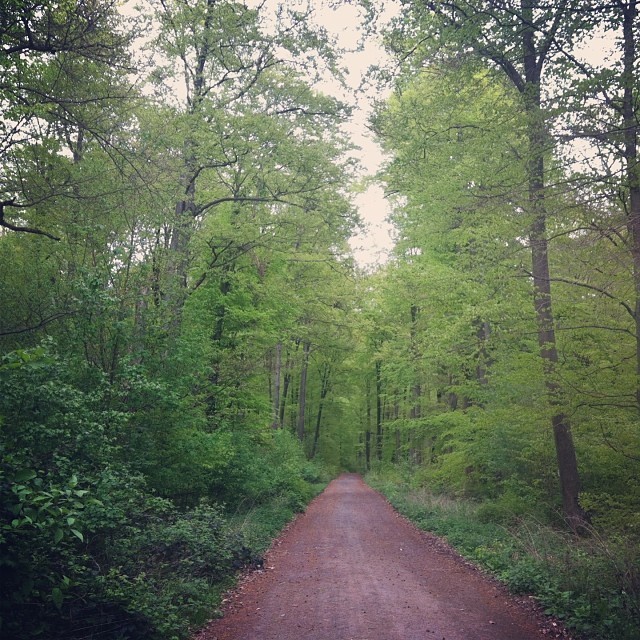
227,481 -> 328,556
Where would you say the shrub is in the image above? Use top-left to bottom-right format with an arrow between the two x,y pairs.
0,345 -> 327,639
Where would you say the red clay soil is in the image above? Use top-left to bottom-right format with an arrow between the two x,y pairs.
195,474 -> 573,640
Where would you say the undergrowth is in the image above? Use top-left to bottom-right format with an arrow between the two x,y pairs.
1,467 -> 329,640
0,363 -> 333,640
228,479 -> 328,557
366,471 -> 640,640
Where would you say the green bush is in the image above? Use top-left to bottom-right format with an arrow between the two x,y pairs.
0,344 -> 327,639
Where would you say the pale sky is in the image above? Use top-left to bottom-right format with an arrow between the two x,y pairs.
308,1 -> 399,268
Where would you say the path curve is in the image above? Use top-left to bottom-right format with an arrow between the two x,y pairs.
196,474 -> 568,640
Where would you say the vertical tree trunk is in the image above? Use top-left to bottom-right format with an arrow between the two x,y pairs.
296,341 -> 310,443
375,359 -> 383,461
272,342 -> 282,429
169,185 -> 195,289
409,305 -> 422,462
311,363 -> 331,458
476,320 -> 491,388
365,377 -> 372,471
409,304 -> 422,419
280,340 -> 299,429
446,372 -> 460,410
280,370 -> 291,427
521,1 -> 586,531
207,276 -> 231,417
162,0 -> 215,327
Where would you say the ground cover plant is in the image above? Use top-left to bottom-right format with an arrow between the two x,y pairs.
367,468 -> 640,640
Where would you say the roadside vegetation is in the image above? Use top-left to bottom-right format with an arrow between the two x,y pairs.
0,347 -> 331,639
368,468 -> 640,640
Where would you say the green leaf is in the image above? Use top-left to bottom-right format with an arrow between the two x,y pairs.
71,529 -> 84,542
51,587 -> 63,610
14,469 -> 37,482
54,528 -> 64,543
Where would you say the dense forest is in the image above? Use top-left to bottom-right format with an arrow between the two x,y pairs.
1,1 -> 639,639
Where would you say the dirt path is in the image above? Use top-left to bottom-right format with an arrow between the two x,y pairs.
196,474 -> 568,640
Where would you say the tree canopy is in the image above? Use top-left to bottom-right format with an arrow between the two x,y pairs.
1,1 -> 639,638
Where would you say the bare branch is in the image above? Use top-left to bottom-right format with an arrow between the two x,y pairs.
0,199 -> 60,241
0,311 -> 75,336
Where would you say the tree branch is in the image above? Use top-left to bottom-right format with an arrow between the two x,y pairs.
0,200 -> 60,241
0,311 -> 76,336
525,270 -> 636,319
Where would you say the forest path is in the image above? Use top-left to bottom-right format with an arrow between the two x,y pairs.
195,474 -> 565,640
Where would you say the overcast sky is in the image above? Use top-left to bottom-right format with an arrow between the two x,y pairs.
307,1 -> 399,268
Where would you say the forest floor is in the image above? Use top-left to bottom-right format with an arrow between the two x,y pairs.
195,473 -> 574,640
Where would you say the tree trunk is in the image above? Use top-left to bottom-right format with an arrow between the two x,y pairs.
409,304 -> 422,419
280,370 -> 291,427
272,342 -> 282,429
476,320 -> 491,389
521,2 -> 586,531
280,340 -> 299,429
375,359 -> 383,461
296,341 -> 310,442
365,377 -> 372,471
311,363 -> 331,458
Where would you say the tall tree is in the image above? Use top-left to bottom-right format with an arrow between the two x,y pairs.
384,0 -> 590,529
0,0 -> 133,239
561,1 -> 640,410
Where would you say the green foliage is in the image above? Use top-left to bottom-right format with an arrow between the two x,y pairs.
369,474 -> 640,640
0,343 -> 327,639
1,0 -> 351,638
218,430 -> 320,510
3,0 -> 638,638
95,501 -> 247,639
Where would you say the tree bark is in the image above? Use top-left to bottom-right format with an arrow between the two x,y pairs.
365,377 -> 372,471
475,320 -> 491,389
375,359 -> 383,461
280,340 -> 299,429
272,342 -> 282,429
296,341 -> 310,443
521,1 -> 586,531
311,363 -> 331,458
409,304 -> 422,419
